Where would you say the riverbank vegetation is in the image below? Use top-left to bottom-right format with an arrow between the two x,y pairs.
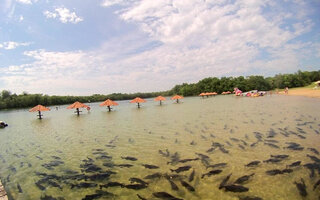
1,70 -> 319,109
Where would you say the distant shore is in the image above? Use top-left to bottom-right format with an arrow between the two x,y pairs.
279,87 -> 320,98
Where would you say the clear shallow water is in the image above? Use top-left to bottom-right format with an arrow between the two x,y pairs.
0,95 -> 319,200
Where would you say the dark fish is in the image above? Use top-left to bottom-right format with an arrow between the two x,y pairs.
239,196 -> 262,200
82,165 -> 102,173
294,178 -> 307,197
245,161 -> 260,167
230,138 -> 240,142
82,193 -> 102,200
234,173 -> 255,184
100,182 -> 124,188
144,172 -> 162,179
168,179 -> 179,191
201,169 -> 222,178
153,192 -> 182,200
170,166 -> 192,173
36,156 -> 43,160
282,169 -> 293,174
240,140 -> 248,146
207,163 -> 227,169
238,144 -> 245,150
195,153 -> 209,159
51,156 -> 61,160
142,164 -> 159,169
271,155 -> 289,159
88,172 -> 115,181
219,173 -> 232,189
222,184 -> 249,192
206,148 -> 215,153
264,139 -> 278,143
308,148 -> 319,155
71,182 -> 97,189
129,178 -> 148,185
287,161 -> 301,168
313,179 -> 320,190
188,170 -> 195,182
250,142 -> 258,147
137,194 -> 147,200
266,169 -> 282,176
264,143 -> 279,149
219,147 -> 229,154
307,154 -> 320,163
17,183 -> 23,193
121,156 -> 138,161
190,141 -> 196,145
125,184 -> 148,190
116,164 -> 133,168
159,149 -> 170,157
178,158 -> 199,163
35,181 -> 46,191
263,158 -> 282,163
180,180 -> 195,192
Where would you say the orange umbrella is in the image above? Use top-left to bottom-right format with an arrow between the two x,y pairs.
29,105 -> 50,119
130,97 -> 146,108
171,95 -> 184,103
100,99 -> 119,112
154,96 -> 166,105
67,101 -> 90,115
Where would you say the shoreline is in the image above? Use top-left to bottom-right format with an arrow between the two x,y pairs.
0,180 -> 8,200
278,87 -> 320,98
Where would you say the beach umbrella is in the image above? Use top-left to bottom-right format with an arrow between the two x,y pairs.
154,96 -> 166,105
171,95 -> 184,103
199,93 -> 206,98
100,99 -> 119,112
29,105 -> 50,119
67,101 -> 90,115
130,97 -> 146,108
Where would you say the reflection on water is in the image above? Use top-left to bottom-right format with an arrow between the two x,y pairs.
0,95 -> 320,200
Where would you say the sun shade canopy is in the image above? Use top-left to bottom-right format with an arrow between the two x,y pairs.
29,105 -> 50,112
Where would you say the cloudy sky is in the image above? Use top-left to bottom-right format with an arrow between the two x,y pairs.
0,0 -> 319,95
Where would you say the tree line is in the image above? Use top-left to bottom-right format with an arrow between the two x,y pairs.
0,70 -> 319,109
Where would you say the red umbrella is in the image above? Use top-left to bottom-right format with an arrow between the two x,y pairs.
100,99 -> 119,112
154,96 -> 166,105
29,105 -> 50,119
171,95 -> 184,103
67,101 -> 90,115
130,97 -> 146,108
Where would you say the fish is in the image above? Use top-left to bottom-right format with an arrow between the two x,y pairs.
287,161 -> 301,168
264,143 -> 279,149
230,138 -> 240,142
294,178 -> 307,197
144,172 -> 162,179
234,173 -> 255,184
245,161 -> 260,167
170,166 -> 192,173
35,181 -> 46,191
142,164 -> 159,169
88,172 -> 115,181
201,169 -> 222,178
282,169 -> 293,174
168,179 -> 179,191
266,169 -> 282,176
178,158 -> 199,163
271,154 -> 289,159
264,139 -> 278,143
17,183 -> 23,193
100,182 -> 124,188
137,194 -> 147,200
238,144 -> 245,150
240,140 -> 248,146
206,148 -> 215,153
250,142 -> 258,147
129,178 -> 148,186
313,179 -> 320,190
180,180 -> 195,192
47,180 -> 63,190
190,141 -> 196,145
82,193 -> 102,200
121,156 -> 138,161
207,163 -> 227,169
219,173 -> 232,189
222,184 -> 249,192
308,148 -> 319,155
263,158 -> 282,163
115,164 -> 133,168
239,196 -> 263,200
71,182 -> 97,189
219,147 -> 229,154
307,154 -> 320,163
188,170 -> 195,182
125,184 -> 148,190
153,192 -> 183,200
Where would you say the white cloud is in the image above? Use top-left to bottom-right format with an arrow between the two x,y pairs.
0,41 -> 31,50
19,15 -> 24,21
16,0 -> 38,4
44,7 -> 83,24
101,0 -> 136,7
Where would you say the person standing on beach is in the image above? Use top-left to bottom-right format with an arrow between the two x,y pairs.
285,87 -> 289,94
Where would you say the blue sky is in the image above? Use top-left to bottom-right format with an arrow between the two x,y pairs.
0,0 -> 319,95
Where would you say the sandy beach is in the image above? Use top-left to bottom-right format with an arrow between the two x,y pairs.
279,87 -> 320,98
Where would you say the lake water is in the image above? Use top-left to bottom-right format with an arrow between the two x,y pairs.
0,95 -> 319,200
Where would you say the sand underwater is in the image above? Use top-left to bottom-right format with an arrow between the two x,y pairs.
0,95 -> 319,200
